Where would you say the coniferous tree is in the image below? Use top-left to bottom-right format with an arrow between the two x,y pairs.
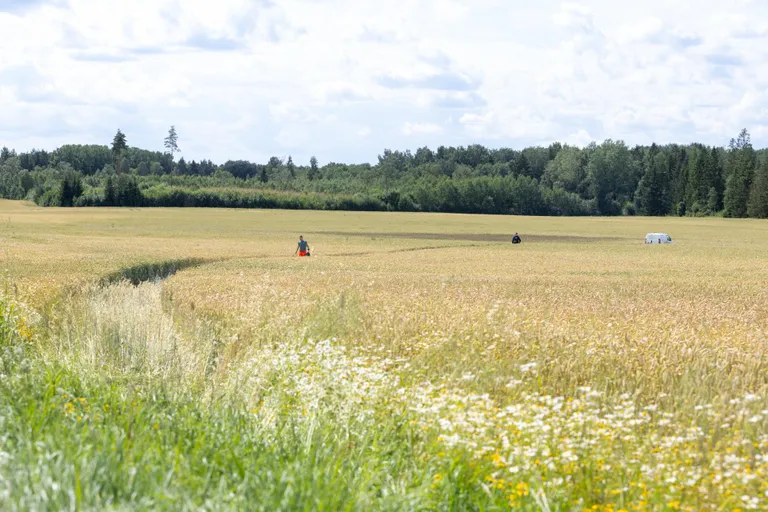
513,153 -> 530,176
176,157 -> 188,175
747,160 -> 768,218
59,177 -> 72,206
723,129 -> 756,218
6,130 -> 768,217
115,174 -> 141,206
286,155 -> 295,178
668,145 -> 688,209
710,146 -> 725,203
706,187 -> 719,214
308,156 -> 319,180
57,171 -> 83,207
685,145 -> 708,213
104,176 -> 116,206
635,149 -> 671,216
164,125 -> 180,161
111,129 -> 128,174
704,147 -> 723,212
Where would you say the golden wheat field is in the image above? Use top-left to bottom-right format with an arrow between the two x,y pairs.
2,198 -> 768,511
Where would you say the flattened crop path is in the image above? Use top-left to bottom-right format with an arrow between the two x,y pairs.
314,231 -> 623,243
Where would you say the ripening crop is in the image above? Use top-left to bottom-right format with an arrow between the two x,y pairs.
2,199 -> 768,510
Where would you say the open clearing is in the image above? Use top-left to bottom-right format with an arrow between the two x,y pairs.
2,199 -> 768,511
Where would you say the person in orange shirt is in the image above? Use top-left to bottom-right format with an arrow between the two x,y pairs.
295,235 -> 311,257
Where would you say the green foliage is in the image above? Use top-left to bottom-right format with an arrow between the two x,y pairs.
724,129 -> 757,218
113,175 -> 142,206
164,125 -> 179,159
622,201 -> 637,216
104,176 -> 116,205
4,129 -> 768,218
707,187 -> 720,214
111,130 -> 128,174
57,171 -> 84,207
0,336 -> 417,510
138,186 -> 386,211
176,157 -> 188,175
586,140 -> 642,215
542,145 -> 586,193
747,161 -> 768,218
685,144 -> 719,209
57,144 -> 112,174
635,149 -> 671,216
308,156 -> 319,181
0,295 -> 474,511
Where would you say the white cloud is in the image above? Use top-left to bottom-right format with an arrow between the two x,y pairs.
564,129 -> 593,147
402,122 -> 443,136
459,112 -> 495,137
1,0 -> 768,163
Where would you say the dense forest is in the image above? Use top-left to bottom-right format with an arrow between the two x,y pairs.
1,127 -> 767,218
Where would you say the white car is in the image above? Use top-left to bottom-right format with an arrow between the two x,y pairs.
645,233 -> 673,244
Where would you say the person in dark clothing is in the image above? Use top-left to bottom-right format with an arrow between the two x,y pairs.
295,235 -> 311,256
511,233 -> 521,244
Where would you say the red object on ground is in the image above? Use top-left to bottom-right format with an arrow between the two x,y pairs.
299,251 -> 307,257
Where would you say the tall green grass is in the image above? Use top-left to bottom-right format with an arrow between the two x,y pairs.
0,293 -> 504,511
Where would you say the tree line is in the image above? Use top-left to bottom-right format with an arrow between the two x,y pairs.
1,127 -> 767,218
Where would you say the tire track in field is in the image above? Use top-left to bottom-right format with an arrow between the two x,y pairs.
326,243 -> 487,257
313,231 -> 622,243
100,241 -> 490,283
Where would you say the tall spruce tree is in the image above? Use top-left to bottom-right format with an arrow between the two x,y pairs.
286,155 -> 295,178
111,129 -> 128,174
723,129 -> 756,218
176,157 -> 188,175
685,145 -> 708,212
57,172 -> 83,207
707,187 -> 719,214
104,175 -> 116,206
704,147 -> 725,212
635,148 -> 671,216
747,159 -> 768,218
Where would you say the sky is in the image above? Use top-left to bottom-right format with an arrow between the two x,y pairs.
0,0 -> 767,165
